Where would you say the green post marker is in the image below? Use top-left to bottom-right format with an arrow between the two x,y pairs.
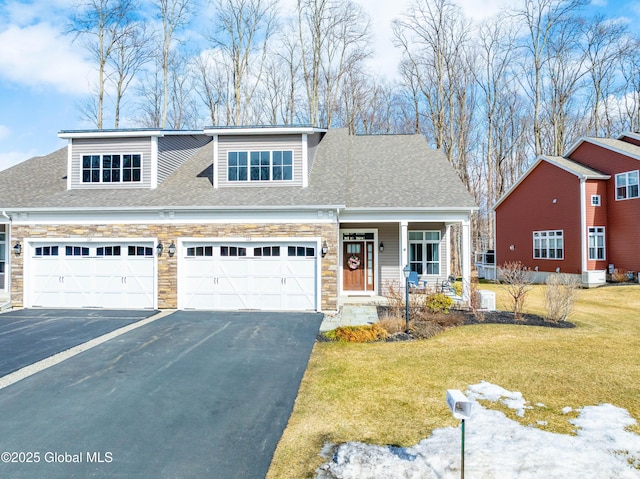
461,418 -> 465,479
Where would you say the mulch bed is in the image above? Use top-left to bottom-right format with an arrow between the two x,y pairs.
462,310 -> 575,328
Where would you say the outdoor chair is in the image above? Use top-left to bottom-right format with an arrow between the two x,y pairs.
408,271 -> 428,292
438,275 -> 457,295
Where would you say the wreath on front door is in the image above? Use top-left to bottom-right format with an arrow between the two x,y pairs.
347,255 -> 361,270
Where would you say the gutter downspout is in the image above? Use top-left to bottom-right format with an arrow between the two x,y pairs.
580,179 -> 587,281
0,211 -> 11,310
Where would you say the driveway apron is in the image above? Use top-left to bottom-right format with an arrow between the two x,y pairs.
0,311 -> 323,479
0,309 -> 158,377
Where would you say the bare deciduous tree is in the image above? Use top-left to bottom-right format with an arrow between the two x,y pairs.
154,0 -> 191,128
69,0 -> 137,128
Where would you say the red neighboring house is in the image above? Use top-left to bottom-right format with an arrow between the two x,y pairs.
494,133 -> 640,286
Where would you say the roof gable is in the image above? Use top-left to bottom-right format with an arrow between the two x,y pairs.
494,155 -> 609,211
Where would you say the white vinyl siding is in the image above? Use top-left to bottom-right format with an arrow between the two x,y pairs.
217,135 -> 304,187
70,137 -> 152,189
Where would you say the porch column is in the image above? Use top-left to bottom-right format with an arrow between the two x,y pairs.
400,221 -> 408,282
462,220 -> 471,303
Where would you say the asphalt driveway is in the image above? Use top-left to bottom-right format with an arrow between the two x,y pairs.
0,309 -> 158,377
0,310 -> 323,478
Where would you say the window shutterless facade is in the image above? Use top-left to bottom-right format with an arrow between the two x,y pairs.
408,231 -> 440,275
82,154 -> 142,183
588,227 -> 606,260
227,150 -> 293,182
615,170 -> 639,200
533,230 -> 564,259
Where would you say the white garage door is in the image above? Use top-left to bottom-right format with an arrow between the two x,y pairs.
27,242 -> 155,309
180,242 -> 317,311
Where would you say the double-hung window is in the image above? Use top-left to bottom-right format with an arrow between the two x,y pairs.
409,231 -> 440,275
588,227 -> 605,260
616,170 -> 639,200
228,150 -> 293,182
82,154 -> 141,183
533,230 -> 564,259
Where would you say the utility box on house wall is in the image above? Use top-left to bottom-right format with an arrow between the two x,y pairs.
476,290 -> 496,311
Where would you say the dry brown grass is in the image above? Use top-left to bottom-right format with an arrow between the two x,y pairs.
267,283 -> 640,479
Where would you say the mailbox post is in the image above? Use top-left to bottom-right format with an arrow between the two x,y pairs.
446,389 -> 472,479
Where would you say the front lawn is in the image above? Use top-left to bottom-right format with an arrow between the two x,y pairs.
267,283 -> 640,479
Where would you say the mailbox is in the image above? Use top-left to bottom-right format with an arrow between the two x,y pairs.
446,389 -> 472,420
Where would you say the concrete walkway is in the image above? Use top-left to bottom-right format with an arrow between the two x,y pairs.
319,304 -> 380,332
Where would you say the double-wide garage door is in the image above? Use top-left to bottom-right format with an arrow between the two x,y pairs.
179,241 -> 317,311
26,241 -> 155,309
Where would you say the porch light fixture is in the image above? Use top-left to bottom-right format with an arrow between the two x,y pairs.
13,242 -> 21,256
168,241 -> 176,257
156,242 -> 164,256
403,264 -> 411,334
379,242 -> 384,252
321,241 -> 328,257
509,244 -> 515,251
556,267 -> 561,273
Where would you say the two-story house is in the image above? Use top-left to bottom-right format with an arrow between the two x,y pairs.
494,133 -> 640,286
0,126 -> 477,311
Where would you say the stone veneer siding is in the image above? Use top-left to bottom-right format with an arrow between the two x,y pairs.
11,223 -> 339,311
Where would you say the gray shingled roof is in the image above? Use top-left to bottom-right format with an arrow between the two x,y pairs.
0,129 -> 476,210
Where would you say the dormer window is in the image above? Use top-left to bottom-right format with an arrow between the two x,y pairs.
82,154 -> 142,183
227,150 -> 293,182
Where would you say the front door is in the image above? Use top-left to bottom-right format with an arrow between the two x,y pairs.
343,242 -> 364,290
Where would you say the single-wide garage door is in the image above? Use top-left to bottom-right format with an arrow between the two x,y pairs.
180,242 -> 317,311
27,242 -> 155,309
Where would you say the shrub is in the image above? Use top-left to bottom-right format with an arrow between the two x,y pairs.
377,316 -> 407,335
545,273 -> 581,322
468,277 -> 485,321
611,269 -> 629,283
425,293 -> 454,314
500,261 -> 534,320
324,324 -> 389,343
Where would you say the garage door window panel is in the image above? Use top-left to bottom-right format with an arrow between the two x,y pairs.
128,246 -> 153,256
221,246 -> 247,257
187,246 -> 213,257
35,246 -> 59,257
97,246 -> 121,256
66,246 -> 90,256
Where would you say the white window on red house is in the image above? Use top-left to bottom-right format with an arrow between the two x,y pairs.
588,227 -> 605,260
533,230 -> 564,259
591,195 -> 601,206
615,171 -> 639,200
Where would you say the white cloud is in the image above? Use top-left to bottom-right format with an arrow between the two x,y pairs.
0,22 -> 93,94
0,150 -> 35,172
0,126 -> 10,141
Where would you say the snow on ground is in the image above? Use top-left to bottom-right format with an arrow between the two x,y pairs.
316,381 -> 640,479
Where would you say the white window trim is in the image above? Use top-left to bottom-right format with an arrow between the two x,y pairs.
227,150 -> 295,183
533,230 -> 564,260
81,152 -> 144,184
590,194 -> 600,206
615,170 -> 639,200
587,226 -> 606,261
408,230 -> 441,276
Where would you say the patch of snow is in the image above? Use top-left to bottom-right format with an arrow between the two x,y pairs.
562,406 -> 573,414
316,382 -> 640,479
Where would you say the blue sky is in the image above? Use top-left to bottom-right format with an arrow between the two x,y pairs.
0,0 -> 637,172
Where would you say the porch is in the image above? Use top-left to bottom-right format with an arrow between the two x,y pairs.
338,219 -> 472,304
